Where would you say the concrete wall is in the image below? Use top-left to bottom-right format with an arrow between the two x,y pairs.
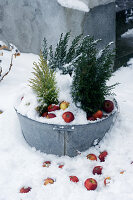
88,0 -> 115,8
0,0 -> 115,54
84,2 -> 116,49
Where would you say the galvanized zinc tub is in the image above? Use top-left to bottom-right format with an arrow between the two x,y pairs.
15,100 -> 118,157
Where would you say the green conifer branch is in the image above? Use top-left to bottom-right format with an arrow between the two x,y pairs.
71,42 -> 117,115
29,51 -> 59,114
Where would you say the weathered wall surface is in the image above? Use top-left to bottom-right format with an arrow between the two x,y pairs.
0,0 -> 115,54
88,0 -> 115,8
84,2 -> 116,49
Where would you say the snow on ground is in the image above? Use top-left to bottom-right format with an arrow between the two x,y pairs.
1,50 -> 133,200
57,0 -> 115,12
57,0 -> 90,12
121,28 -> 133,38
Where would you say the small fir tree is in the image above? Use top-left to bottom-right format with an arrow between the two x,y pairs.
29,51 -> 59,115
42,32 -> 83,75
71,40 -> 117,116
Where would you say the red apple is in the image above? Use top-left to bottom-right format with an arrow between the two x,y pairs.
42,112 -> 48,117
48,104 -> 60,112
60,101 -> 69,110
84,178 -> 97,190
87,116 -> 95,121
20,187 -> 31,193
44,178 -> 54,186
47,113 -> 56,118
42,161 -> 51,167
93,110 -> 103,119
58,164 -> 64,169
62,111 -> 74,123
104,177 -> 111,186
86,154 -> 97,161
98,151 -> 108,162
69,176 -> 79,183
93,166 -> 103,175
103,100 -> 114,113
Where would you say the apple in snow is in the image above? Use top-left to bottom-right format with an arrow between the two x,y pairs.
47,113 -> 56,119
69,176 -> 79,183
98,151 -> 108,162
84,178 -> 97,190
48,104 -> 60,112
19,187 -> 31,193
44,178 -> 54,186
58,164 -> 64,169
42,112 -> 48,117
60,101 -> 69,110
93,166 -> 103,175
42,161 -> 51,167
92,110 -> 103,119
87,116 -> 95,121
62,111 -> 74,123
86,154 -> 97,161
104,177 -> 111,186
103,100 -> 114,113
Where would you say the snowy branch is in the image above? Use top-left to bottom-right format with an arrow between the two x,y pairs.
0,42 -> 20,82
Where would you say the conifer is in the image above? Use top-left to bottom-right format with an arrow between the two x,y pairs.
71,41 -> 117,116
29,51 -> 59,115
42,33 -> 117,116
42,32 -> 83,75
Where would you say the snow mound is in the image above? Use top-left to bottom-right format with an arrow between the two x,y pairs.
57,0 -> 90,12
121,29 -> 133,38
57,0 -> 115,12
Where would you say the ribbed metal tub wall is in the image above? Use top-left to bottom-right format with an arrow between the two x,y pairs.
15,100 -> 118,157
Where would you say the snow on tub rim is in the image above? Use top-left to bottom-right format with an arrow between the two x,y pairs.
14,99 -> 118,157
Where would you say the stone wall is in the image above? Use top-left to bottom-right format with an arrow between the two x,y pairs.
0,0 -> 115,54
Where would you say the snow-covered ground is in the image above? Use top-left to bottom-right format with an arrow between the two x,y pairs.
121,28 -> 133,38
0,50 -> 133,200
57,0 -> 115,12
57,0 -> 90,12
